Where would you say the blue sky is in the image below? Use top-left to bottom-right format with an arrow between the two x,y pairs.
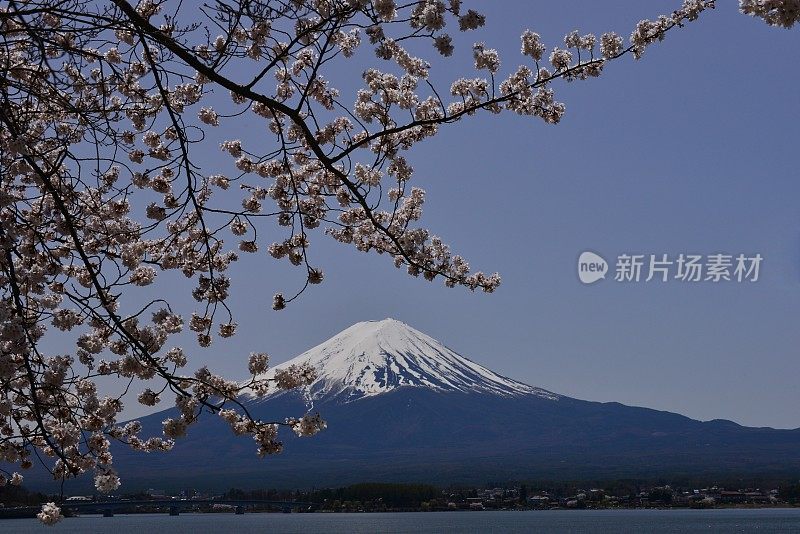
100,2 -> 800,428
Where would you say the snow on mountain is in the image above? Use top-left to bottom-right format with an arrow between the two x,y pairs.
252,318 -> 558,403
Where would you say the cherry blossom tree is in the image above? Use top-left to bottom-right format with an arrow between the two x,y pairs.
0,0 -> 796,524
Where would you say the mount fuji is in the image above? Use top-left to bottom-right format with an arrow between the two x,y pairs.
250,318 -> 558,403
45,319 -> 800,490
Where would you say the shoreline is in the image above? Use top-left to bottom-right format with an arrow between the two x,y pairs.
1,503 -> 799,520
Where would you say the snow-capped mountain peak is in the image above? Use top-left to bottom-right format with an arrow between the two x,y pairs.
254,318 -> 558,403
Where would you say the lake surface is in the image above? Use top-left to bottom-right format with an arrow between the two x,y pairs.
3,509 -> 800,533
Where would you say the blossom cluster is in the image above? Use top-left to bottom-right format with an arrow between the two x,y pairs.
629,1 -> 715,59
739,0 -> 800,28
37,502 -> 63,525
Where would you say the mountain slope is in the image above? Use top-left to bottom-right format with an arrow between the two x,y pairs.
23,319 -> 800,491
104,388 -> 800,491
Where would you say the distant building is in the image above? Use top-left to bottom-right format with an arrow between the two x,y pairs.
466,497 -> 484,510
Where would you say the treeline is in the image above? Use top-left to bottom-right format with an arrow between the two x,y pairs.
313,483 -> 440,507
223,487 -> 304,501
779,484 -> 800,503
223,477 -> 800,505
224,483 -> 440,509
0,484 -> 50,507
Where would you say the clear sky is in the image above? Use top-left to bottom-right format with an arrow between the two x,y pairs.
90,2 -> 800,428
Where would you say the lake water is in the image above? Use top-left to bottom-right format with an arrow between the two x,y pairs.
3,509 -> 800,533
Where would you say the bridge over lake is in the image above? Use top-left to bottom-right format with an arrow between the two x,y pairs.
0,499 -> 316,518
